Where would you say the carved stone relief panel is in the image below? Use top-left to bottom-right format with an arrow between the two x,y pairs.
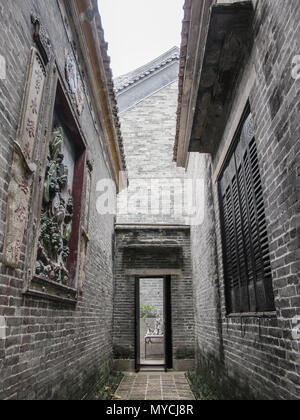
84,167 -> 92,233
65,52 -> 85,116
65,52 -> 78,95
78,232 -> 88,294
78,166 -> 92,293
35,124 -> 74,286
3,144 -> 34,268
18,50 -> 46,163
3,49 -> 46,268
31,14 -> 53,65
24,72 -> 88,302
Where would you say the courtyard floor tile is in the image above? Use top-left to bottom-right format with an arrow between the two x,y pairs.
114,372 -> 195,401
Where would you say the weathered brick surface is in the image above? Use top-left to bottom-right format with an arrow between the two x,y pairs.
0,0 -> 116,400
140,278 -> 164,318
187,0 -> 300,400
117,81 -> 187,224
114,61 -> 195,369
113,227 -> 195,365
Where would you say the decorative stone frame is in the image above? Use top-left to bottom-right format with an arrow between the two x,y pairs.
2,48 -> 47,270
22,62 -> 89,304
78,163 -> 92,295
210,62 -> 277,320
1,14 -> 90,303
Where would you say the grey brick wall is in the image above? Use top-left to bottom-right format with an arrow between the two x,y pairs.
0,0 -> 116,400
117,81 -> 187,224
114,65 -> 195,370
113,227 -> 195,367
140,278 -> 164,320
187,0 -> 300,400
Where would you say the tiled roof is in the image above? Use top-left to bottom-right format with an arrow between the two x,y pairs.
95,10 -> 127,171
173,0 -> 191,162
114,47 -> 180,94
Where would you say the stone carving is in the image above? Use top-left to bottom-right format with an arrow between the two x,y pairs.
78,166 -> 92,293
154,313 -> 163,336
36,126 -> 73,285
22,52 -> 46,162
65,52 -> 85,116
3,144 -> 33,268
65,53 -> 78,94
3,49 -> 46,268
75,80 -> 85,116
242,113 -> 255,143
78,232 -> 88,294
146,312 -> 164,337
31,14 -> 52,65
84,169 -> 92,231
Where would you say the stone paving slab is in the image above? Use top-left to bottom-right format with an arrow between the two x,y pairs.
114,372 -> 195,401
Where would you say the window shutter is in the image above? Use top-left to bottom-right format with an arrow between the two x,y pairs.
219,111 -> 275,314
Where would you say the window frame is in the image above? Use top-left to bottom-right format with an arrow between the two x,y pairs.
218,103 -> 276,317
24,69 -> 88,304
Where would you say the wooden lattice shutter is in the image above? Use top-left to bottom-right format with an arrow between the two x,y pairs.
220,111 -> 275,314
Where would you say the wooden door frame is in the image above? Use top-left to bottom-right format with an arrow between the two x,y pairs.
164,275 -> 173,370
135,276 -> 173,372
135,276 -> 141,372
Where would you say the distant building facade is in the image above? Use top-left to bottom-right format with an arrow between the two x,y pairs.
174,0 -> 300,400
116,47 -> 187,225
113,49 -> 195,372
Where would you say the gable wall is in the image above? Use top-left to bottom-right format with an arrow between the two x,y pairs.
117,81 -> 187,225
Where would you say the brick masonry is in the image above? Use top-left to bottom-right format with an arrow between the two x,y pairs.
1,0 -> 297,401
114,56 -> 195,371
117,80 -> 187,225
113,227 -> 195,370
140,278 -> 164,320
187,0 -> 300,400
0,0 -> 117,400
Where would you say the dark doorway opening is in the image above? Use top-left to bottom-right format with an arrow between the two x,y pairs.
135,276 -> 172,372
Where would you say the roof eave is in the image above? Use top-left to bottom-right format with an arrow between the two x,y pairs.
174,0 -> 254,167
73,0 -> 127,191
174,0 -> 214,168
115,49 -> 180,94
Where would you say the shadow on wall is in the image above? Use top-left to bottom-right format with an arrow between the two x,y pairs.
113,345 -> 134,360
195,348 -> 267,401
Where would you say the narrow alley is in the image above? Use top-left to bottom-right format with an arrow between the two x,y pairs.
115,373 -> 195,401
0,0 -> 299,402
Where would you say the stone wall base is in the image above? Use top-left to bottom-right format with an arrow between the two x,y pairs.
173,360 -> 195,372
114,360 -> 136,372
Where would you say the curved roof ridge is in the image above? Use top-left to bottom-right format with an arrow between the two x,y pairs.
94,8 -> 127,171
114,46 -> 180,94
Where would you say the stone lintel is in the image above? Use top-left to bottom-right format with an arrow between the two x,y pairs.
120,244 -> 183,250
124,269 -> 182,276
115,224 -> 190,231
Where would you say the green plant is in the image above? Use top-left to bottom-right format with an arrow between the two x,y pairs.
94,371 -> 124,401
186,371 -> 219,401
140,304 -> 157,320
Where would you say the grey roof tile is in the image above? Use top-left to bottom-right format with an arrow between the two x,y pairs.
114,46 -> 180,94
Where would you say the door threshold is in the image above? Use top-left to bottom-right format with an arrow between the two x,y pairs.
139,366 -> 166,372
140,364 -> 166,367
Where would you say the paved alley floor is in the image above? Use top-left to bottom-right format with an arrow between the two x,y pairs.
114,372 -> 195,400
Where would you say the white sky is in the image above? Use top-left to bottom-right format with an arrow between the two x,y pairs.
98,0 -> 184,78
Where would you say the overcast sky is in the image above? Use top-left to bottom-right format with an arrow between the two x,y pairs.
98,0 -> 184,78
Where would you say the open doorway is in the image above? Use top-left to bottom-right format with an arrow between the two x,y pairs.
135,276 -> 172,371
